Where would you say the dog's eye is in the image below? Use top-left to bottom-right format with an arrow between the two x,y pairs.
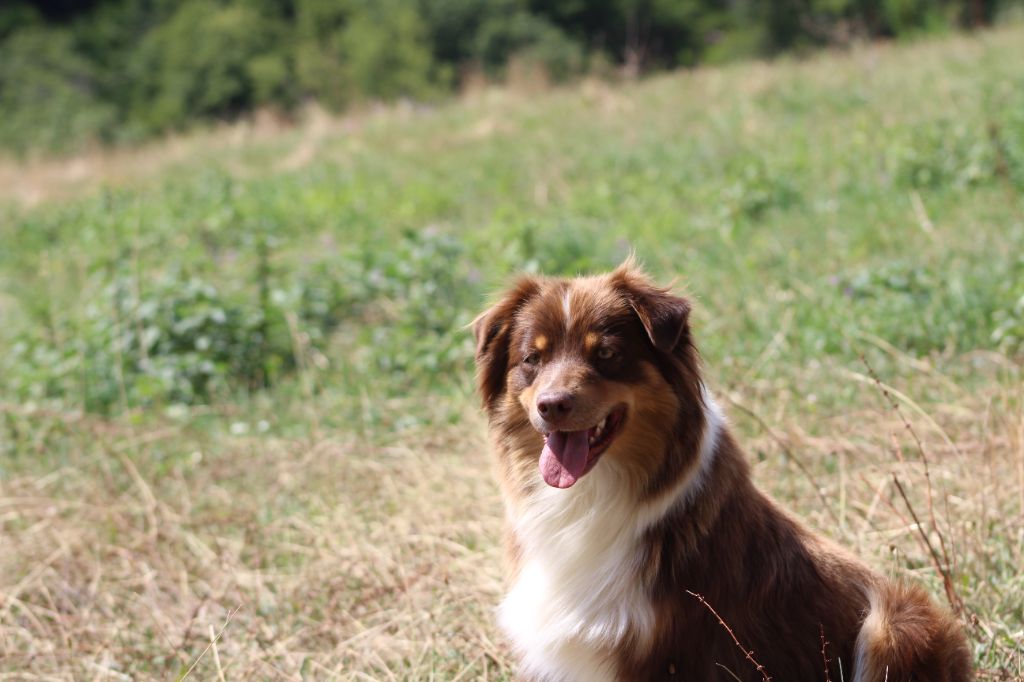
597,347 -> 617,361
523,351 -> 540,366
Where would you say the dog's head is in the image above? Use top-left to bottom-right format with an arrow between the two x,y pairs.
473,262 -> 702,491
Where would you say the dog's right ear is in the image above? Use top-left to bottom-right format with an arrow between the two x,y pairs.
472,276 -> 541,408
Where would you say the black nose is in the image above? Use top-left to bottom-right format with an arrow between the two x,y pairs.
537,391 -> 575,424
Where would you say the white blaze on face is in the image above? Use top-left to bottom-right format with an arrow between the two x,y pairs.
562,286 -> 573,330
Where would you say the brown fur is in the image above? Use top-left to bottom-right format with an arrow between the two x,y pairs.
474,263 -> 972,681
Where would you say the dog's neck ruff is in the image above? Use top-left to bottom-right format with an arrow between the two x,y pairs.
637,384 -> 723,527
500,387 -> 723,682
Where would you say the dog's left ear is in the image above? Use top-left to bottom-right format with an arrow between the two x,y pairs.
472,276 -> 541,408
612,264 -> 691,354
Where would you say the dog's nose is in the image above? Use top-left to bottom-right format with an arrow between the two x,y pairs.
537,391 -> 575,425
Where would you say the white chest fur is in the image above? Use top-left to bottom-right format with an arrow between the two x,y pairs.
498,394 -> 723,682
499,462 -> 648,682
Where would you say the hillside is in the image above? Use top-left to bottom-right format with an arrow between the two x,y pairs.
1,26 -> 1023,679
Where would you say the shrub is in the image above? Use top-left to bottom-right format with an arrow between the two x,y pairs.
129,2 -> 289,132
1,229 -> 485,412
0,26 -> 116,153
338,1 -> 439,101
888,121 -> 998,190
332,229 -> 481,391
719,153 -> 802,220
295,0 -> 438,110
6,270 -> 294,411
475,12 -> 584,82
991,258 -> 1024,354
881,0 -> 958,35
833,260 -> 1015,355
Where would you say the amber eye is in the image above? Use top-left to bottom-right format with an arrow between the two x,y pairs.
597,346 -> 617,361
523,351 -> 541,366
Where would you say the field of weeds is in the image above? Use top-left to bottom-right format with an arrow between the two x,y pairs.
2,26 -> 1023,680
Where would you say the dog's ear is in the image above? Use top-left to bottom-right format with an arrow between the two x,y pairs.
472,276 -> 541,407
612,263 -> 691,354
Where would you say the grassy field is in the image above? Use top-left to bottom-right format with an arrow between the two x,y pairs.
2,26 -> 1024,680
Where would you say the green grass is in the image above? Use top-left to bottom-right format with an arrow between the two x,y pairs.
1,27 -> 1023,680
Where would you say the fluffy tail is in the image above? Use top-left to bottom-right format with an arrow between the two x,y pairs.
852,582 -> 972,682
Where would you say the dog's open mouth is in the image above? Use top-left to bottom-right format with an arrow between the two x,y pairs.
539,405 -> 627,489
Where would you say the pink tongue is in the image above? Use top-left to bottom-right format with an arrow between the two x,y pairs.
540,430 -> 590,488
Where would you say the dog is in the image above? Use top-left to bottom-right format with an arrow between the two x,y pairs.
472,262 -> 971,681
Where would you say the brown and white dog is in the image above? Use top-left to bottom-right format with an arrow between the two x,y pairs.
473,262 -> 972,681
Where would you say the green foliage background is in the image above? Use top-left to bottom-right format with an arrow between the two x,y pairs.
2,26 -> 1023,427
2,0 -> 1023,153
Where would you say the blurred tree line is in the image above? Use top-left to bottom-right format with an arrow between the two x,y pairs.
0,0 -> 1018,154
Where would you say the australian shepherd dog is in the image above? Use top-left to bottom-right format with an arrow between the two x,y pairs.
472,262 -> 971,681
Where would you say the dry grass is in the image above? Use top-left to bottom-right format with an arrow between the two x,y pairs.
0,404 -> 512,680
2,354 -> 1022,680
720,355 -> 1024,679
0,105 -> 351,208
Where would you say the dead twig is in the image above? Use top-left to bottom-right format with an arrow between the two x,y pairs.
891,474 -> 963,616
724,393 -> 842,527
859,355 -> 962,617
820,624 -> 833,682
686,590 -> 771,682
179,604 -> 241,681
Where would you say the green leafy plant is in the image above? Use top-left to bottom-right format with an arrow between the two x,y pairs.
7,271 -> 293,411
